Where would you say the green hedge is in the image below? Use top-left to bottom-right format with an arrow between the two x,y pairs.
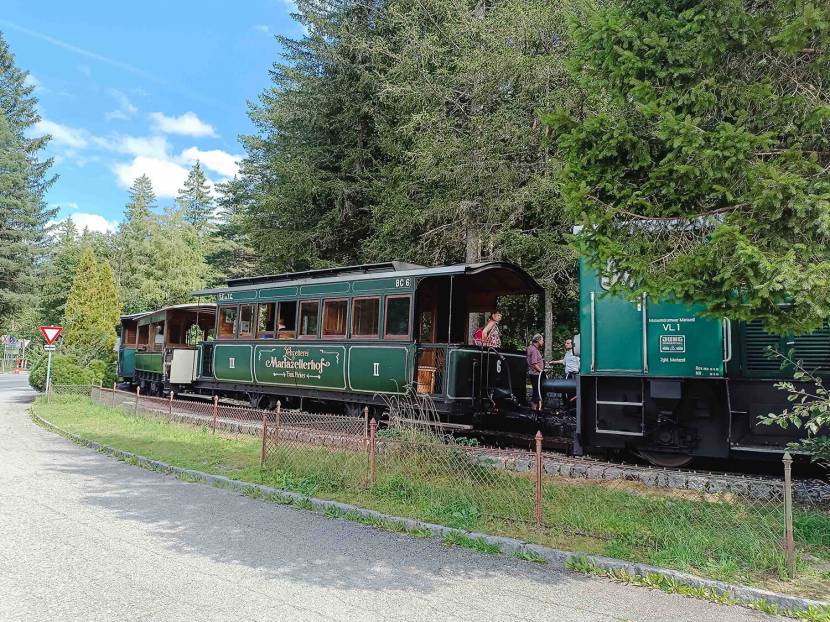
28,354 -> 116,391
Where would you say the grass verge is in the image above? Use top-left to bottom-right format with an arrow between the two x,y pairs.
32,396 -> 830,599
566,557 -> 830,622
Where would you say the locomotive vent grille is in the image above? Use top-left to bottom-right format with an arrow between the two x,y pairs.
744,320 -> 830,374
744,321 -> 782,374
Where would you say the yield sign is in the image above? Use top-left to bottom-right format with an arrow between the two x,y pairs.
40,326 -> 63,345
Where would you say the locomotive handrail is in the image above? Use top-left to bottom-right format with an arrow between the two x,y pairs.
590,291 -> 596,372
722,318 -> 733,364
641,293 -> 648,373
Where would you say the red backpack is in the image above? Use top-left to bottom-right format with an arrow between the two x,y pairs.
473,326 -> 484,346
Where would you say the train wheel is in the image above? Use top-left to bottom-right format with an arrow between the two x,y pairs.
638,450 -> 694,468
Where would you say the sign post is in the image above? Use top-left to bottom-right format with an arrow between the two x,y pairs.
40,326 -> 63,399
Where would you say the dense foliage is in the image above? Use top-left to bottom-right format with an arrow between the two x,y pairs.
546,0 -> 830,335
63,246 -> 121,366
28,354 -> 102,391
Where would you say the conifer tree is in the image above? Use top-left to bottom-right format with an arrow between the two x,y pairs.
546,0 -> 830,334
0,111 -> 34,320
176,161 -> 213,235
210,176 -> 257,280
115,175 -> 156,313
39,218 -> 82,325
0,33 -> 55,323
63,246 -> 121,366
138,207 -> 210,309
240,0 -> 384,271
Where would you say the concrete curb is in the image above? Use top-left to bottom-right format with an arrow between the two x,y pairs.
32,412 -> 829,615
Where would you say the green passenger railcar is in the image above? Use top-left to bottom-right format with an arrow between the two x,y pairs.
190,262 -> 539,416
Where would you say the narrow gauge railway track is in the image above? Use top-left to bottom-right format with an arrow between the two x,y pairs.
120,390 -> 830,505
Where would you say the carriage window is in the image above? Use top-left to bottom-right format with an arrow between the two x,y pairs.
385,296 -> 411,338
258,303 -> 276,338
218,306 -> 238,339
352,298 -> 380,338
238,304 -> 254,338
299,301 -> 319,338
277,301 -> 297,338
322,299 -> 348,337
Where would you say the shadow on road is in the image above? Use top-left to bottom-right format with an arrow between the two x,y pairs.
44,445 -> 574,596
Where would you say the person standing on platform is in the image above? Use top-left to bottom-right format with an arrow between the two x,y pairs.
526,333 -> 545,411
554,338 -> 580,378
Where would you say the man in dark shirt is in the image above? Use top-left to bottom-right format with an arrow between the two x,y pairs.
526,333 -> 545,411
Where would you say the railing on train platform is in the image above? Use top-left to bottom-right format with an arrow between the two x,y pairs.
43,383 -> 830,586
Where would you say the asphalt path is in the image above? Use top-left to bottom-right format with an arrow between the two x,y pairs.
0,373 -> 782,621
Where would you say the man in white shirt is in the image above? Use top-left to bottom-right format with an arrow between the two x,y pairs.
554,338 -> 580,378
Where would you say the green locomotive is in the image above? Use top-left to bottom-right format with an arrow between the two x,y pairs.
576,260 -> 822,466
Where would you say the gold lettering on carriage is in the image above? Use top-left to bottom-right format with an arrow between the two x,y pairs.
263,346 -> 334,380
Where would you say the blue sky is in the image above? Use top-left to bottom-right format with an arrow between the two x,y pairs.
1,1 -> 301,233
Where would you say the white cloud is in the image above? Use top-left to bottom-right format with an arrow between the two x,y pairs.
253,24 -> 270,33
105,89 -> 138,121
48,212 -> 117,234
180,147 -> 242,178
149,111 -> 217,137
112,134 -> 170,158
114,155 -> 191,198
33,119 -> 90,149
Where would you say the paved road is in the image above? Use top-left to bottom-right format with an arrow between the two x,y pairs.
0,374 -> 782,622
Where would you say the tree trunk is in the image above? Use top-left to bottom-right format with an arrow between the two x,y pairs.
544,292 -> 553,360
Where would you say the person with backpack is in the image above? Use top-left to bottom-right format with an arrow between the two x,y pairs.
474,311 -> 502,348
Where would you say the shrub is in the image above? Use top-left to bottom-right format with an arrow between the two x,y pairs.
28,354 -> 98,391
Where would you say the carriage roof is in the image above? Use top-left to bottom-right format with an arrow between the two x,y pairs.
192,261 -> 542,298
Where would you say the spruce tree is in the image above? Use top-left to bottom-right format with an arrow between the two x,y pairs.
176,161 -> 213,235
210,176 -> 256,280
0,33 -> 55,323
115,175 -> 156,313
63,246 -> 121,366
0,112 -> 37,319
546,0 -> 830,334
240,0 -> 384,271
39,218 -> 82,325
139,207 -> 210,309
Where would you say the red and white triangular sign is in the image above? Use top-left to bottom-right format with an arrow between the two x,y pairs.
40,326 -> 63,345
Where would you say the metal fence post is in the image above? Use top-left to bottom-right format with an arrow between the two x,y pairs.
275,400 -> 281,446
111,382 -> 116,409
260,414 -> 268,467
535,430 -> 543,527
368,417 -> 377,485
783,451 -> 796,578
134,386 -> 140,415
212,395 -> 218,434
168,390 -> 174,417
363,406 -> 369,448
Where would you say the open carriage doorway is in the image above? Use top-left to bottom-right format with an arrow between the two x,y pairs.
412,263 -> 542,398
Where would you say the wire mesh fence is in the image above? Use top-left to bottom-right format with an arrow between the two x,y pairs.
43,384 -> 830,591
